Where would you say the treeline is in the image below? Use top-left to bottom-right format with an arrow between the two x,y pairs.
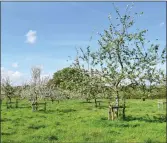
47,67 -> 165,99
1,3 -> 166,113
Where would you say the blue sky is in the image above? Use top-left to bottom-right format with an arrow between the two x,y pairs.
1,2 -> 166,85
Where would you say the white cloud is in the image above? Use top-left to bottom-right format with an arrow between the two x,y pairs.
160,22 -> 164,27
12,62 -> 18,68
25,30 -> 37,44
1,67 -> 23,85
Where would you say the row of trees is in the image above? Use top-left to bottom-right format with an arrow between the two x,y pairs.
1,66 -> 68,111
1,3 -> 166,114
49,3 -> 166,110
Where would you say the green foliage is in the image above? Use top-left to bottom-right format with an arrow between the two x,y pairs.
121,85 -> 166,99
3,84 -> 15,96
51,67 -> 89,91
1,77 -> 16,102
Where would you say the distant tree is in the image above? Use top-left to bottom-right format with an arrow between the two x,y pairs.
71,47 -> 104,106
20,66 -> 45,111
51,67 -> 89,92
1,77 -> 15,103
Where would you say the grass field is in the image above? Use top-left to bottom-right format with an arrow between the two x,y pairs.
1,99 -> 166,143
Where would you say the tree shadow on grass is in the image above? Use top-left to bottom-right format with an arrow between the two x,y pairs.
56,108 -> 77,113
1,132 -> 16,136
38,108 -> 77,114
99,118 -> 140,128
85,105 -> 108,110
80,100 -> 104,104
1,118 -> 12,122
80,101 -> 93,104
48,135 -> 58,141
114,123 -> 140,128
37,115 -> 47,118
97,105 -> 108,109
17,106 -> 31,109
38,109 -> 55,114
28,124 -> 46,130
125,115 -> 166,123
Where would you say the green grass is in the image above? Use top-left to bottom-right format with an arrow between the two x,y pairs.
1,99 -> 166,143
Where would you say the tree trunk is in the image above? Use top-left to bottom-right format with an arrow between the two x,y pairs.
108,105 -> 112,120
35,93 -> 38,111
109,96 -> 112,102
6,101 -> 9,109
111,107 -> 115,121
116,90 -> 119,118
7,96 -> 12,103
44,102 -> 46,111
35,94 -> 38,103
7,96 -> 12,108
51,98 -> 54,104
32,103 -> 35,112
35,102 -> 38,111
95,98 -> 97,107
123,98 -> 126,120
123,107 -> 125,120
15,99 -> 18,108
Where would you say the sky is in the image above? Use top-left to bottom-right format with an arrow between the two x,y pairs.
1,2 -> 166,85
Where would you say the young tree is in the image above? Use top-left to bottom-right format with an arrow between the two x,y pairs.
40,77 -> 66,103
30,66 -> 42,104
20,66 -> 45,111
1,77 -> 16,103
71,46 -> 104,106
95,3 -> 166,112
72,3 -> 166,115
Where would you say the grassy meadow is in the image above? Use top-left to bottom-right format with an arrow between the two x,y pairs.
1,99 -> 166,143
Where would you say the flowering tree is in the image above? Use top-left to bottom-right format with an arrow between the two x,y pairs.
72,3 -> 166,115
19,66 -> 46,111
19,66 -> 67,111
71,47 -> 104,106
1,77 -> 16,103
96,2 -> 165,107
